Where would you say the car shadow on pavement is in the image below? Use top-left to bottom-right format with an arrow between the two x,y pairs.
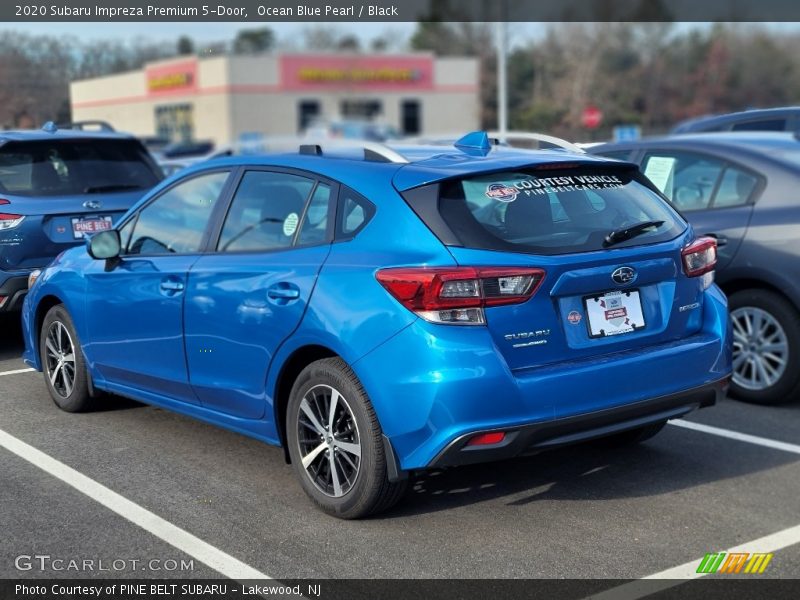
0,314 -> 25,362
385,429 -> 799,518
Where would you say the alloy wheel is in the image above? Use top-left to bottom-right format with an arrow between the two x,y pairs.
44,320 -> 77,398
731,306 -> 789,391
296,384 -> 362,498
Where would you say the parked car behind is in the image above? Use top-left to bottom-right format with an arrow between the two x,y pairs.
591,132 -> 800,405
22,133 -> 730,517
304,118 -> 401,142
672,107 -> 800,134
161,140 -> 216,160
0,123 -> 163,313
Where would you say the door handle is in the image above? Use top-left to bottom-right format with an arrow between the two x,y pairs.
267,287 -> 300,300
704,233 -> 728,247
160,280 -> 185,292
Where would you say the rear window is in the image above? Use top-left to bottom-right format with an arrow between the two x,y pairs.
426,167 -> 685,255
730,119 -> 786,132
0,139 -> 161,197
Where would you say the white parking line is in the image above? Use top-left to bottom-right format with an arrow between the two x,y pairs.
0,367 -> 35,377
586,522 -> 800,600
670,419 -> 800,455
0,427 -> 271,580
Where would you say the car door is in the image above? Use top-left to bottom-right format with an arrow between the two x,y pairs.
83,170 -> 232,402
639,150 -> 759,270
183,168 -> 335,419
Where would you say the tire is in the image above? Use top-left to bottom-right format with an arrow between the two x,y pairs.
39,305 -> 96,412
729,290 -> 800,405
601,420 -> 667,446
286,357 -> 407,519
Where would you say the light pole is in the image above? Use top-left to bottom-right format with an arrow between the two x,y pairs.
496,21 -> 508,136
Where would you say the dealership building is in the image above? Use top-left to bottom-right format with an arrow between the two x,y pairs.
69,52 -> 480,145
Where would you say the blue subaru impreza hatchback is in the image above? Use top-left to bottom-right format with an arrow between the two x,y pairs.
22,133 -> 731,518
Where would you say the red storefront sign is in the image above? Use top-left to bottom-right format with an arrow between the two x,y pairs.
280,55 -> 434,91
146,60 -> 198,96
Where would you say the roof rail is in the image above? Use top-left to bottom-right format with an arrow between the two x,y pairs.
488,131 -> 586,154
55,120 -> 115,132
298,139 -> 409,164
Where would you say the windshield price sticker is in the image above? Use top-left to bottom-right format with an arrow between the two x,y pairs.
283,212 -> 299,236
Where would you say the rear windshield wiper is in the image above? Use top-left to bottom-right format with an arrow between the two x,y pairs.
603,220 -> 665,247
84,184 -> 143,194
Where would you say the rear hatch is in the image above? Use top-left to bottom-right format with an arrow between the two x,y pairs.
0,137 -> 161,270
401,163 -> 712,371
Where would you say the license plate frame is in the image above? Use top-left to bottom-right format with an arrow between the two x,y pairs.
584,289 -> 646,339
71,216 -> 113,239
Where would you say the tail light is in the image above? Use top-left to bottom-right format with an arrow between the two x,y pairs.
682,237 -> 717,290
0,199 -> 24,231
376,267 -> 545,325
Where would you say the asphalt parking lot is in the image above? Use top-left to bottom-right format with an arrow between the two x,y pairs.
1,313 -> 799,586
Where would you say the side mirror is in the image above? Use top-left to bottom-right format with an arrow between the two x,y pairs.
87,230 -> 121,260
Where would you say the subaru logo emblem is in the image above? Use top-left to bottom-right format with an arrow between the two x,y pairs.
83,200 -> 102,210
611,266 -> 636,285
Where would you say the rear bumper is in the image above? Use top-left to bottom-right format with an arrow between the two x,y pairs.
427,378 -> 726,468
0,274 -> 29,312
354,285 -> 731,471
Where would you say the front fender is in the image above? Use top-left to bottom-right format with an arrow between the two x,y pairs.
21,265 -> 87,371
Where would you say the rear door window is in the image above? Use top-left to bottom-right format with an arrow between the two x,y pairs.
428,166 -> 684,255
217,171 -> 315,252
642,151 -> 759,210
297,182 -> 333,246
730,119 -> 786,132
713,168 -> 759,208
0,139 -> 161,196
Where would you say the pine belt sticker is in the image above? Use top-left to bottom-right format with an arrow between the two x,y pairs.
485,183 -> 519,202
283,212 -> 299,236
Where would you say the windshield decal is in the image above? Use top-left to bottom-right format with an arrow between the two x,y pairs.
485,183 -> 520,202
486,174 -> 624,200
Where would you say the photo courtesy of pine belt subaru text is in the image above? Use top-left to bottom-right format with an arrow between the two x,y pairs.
21,132 -> 732,519
0,122 -> 163,312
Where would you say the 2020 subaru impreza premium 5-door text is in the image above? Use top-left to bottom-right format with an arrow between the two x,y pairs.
21,133 -> 732,518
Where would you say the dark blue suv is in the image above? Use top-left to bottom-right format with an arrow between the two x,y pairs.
0,124 -> 162,312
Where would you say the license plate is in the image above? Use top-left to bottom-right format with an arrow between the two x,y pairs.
71,216 -> 113,239
584,290 -> 645,338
